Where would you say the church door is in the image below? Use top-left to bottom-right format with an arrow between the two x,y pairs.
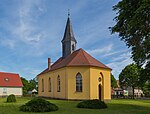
99,84 -> 101,101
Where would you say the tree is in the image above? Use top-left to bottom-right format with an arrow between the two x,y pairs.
142,81 -> 150,97
119,64 -> 141,99
21,77 -> 29,95
111,74 -> 118,88
28,79 -> 37,91
21,77 -> 37,95
110,0 -> 150,83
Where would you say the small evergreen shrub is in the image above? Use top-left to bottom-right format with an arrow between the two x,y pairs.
7,94 -> 16,102
77,99 -> 107,109
20,98 -> 58,112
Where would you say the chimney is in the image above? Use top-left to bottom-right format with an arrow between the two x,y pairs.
48,58 -> 51,70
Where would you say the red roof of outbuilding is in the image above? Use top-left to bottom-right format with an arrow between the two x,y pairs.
0,72 -> 23,87
38,48 -> 111,76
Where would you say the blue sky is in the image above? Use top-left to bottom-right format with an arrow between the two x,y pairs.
0,0 -> 133,80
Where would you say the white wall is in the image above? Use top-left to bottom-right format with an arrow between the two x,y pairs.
127,87 -> 143,96
0,87 -> 23,96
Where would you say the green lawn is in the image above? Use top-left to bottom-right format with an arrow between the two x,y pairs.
0,97 -> 150,114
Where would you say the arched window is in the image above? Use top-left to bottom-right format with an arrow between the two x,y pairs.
42,79 -> 44,92
48,78 -> 51,92
76,73 -> 82,92
57,75 -> 60,92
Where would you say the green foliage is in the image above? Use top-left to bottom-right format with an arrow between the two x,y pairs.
140,62 -> 150,86
110,0 -> 150,83
142,81 -> 150,97
28,79 -> 37,91
20,98 -> 58,112
111,74 -> 118,88
77,100 -> 107,109
21,77 -> 38,95
7,94 -> 16,102
119,64 -> 142,98
21,77 -> 29,95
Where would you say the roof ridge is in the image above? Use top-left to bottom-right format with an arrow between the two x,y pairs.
81,49 -> 91,64
66,49 -> 81,66
0,72 -> 19,75
51,57 -> 62,67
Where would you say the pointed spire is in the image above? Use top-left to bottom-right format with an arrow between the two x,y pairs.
61,11 -> 77,43
62,11 -> 77,58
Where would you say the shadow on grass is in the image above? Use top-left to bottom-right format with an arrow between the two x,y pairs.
140,100 -> 150,104
107,103 -> 150,114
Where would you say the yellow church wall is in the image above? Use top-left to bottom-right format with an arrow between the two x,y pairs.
38,74 -> 43,96
90,67 -> 111,101
38,73 -> 49,97
38,66 -> 111,101
38,68 -> 67,99
66,66 -> 90,100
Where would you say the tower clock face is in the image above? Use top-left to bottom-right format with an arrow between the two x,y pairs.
98,77 -> 101,82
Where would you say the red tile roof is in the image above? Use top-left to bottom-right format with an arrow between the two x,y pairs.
38,48 -> 111,76
0,72 -> 23,87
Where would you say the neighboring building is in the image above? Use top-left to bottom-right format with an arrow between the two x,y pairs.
32,89 -> 37,94
37,14 -> 112,102
112,80 -> 124,96
113,88 -> 124,96
127,87 -> 143,97
112,80 -> 143,98
0,72 -> 23,97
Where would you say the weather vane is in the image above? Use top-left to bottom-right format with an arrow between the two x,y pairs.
68,9 -> 70,17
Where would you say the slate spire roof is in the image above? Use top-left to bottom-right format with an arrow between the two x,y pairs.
61,14 -> 77,43
38,48 -> 111,76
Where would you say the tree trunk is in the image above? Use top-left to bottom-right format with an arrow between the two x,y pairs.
132,86 -> 135,99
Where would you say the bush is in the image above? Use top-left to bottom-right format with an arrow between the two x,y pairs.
7,94 -> 16,102
20,98 -> 58,112
77,99 -> 107,109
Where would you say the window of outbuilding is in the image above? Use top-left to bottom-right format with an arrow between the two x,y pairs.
3,88 -> 7,94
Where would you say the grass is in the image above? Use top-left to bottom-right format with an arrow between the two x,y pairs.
0,97 -> 150,114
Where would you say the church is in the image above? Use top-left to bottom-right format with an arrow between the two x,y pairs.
37,14 -> 111,102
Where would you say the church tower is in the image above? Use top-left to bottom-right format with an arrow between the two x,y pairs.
61,13 -> 77,58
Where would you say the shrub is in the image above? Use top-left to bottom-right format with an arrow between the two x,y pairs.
7,94 -> 16,102
20,98 -> 58,112
77,99 -> 107,109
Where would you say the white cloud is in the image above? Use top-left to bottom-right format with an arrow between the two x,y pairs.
0,0 -> 53,57
103,49 -> 128,57
20,68 -> 41,79
87,44 -> 113,56
111,52 -> 131,62
0,38 -> 16,49
12,0 -> 46,45
106,52 -> 133,79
